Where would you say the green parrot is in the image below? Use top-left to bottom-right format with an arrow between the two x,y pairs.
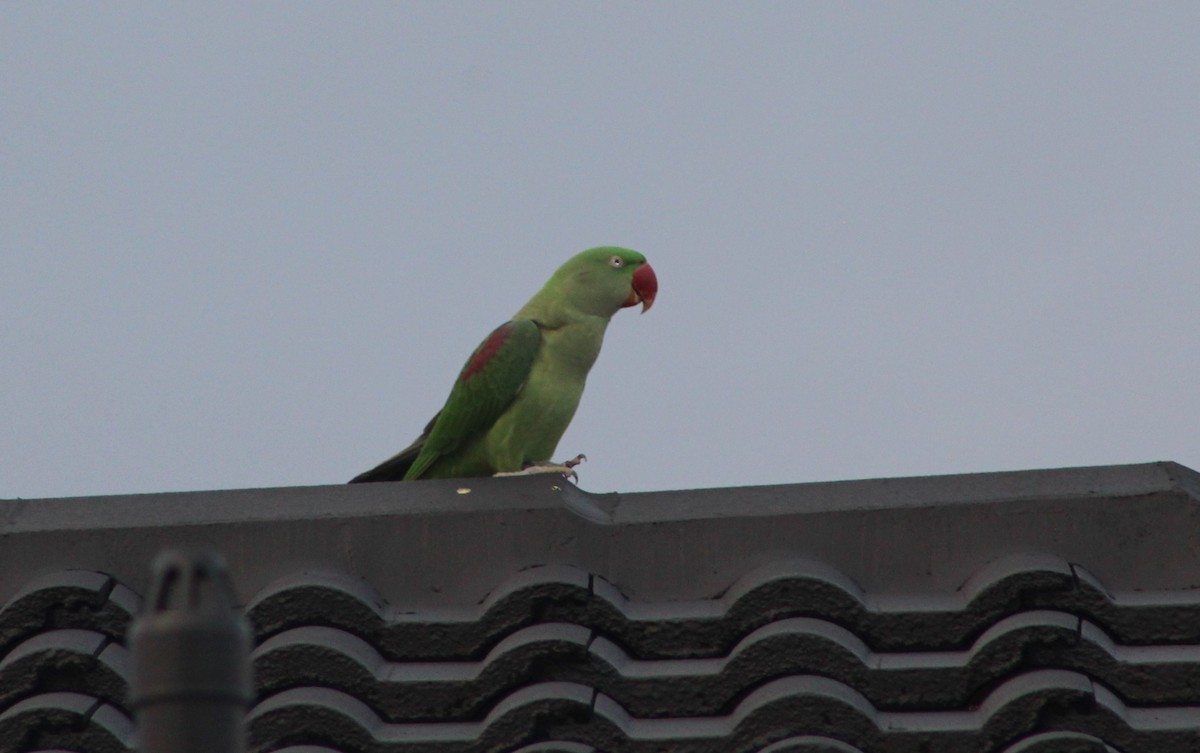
350,246 -> 657,482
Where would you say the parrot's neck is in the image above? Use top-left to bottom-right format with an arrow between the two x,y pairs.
544,316 -> 608,379
517,296 -> 610,381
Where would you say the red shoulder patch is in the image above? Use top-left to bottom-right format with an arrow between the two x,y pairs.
461,323 -> 514,382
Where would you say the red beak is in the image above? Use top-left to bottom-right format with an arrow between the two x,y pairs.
623,262 -> 658,313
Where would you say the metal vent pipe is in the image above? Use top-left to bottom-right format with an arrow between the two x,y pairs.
129,548 -> 252,753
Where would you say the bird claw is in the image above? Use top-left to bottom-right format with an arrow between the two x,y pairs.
494,454 -> 587,482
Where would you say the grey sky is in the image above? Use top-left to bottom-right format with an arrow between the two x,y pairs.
3,3 -> 1198,499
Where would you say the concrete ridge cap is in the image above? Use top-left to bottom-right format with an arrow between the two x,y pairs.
609,460 -> 1199,523
2,461 -> 1195,535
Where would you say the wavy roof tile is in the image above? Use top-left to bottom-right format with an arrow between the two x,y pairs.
2,461 -> 1200,752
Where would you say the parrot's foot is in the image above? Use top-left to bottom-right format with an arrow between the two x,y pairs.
495,454 -> 587,481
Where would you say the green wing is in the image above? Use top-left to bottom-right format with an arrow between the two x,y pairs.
403,319 -> 541,479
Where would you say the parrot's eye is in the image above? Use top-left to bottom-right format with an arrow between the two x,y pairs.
609,256 -> 624,268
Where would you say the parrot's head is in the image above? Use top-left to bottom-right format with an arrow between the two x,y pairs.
552,246 -> 657,317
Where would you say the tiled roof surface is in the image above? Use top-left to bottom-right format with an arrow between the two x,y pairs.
2,462 -> 1200,752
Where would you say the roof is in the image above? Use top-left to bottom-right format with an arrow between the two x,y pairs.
2,461 -> 1200,752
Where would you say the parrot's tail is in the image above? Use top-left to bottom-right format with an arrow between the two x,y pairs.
349,443 -> 420,483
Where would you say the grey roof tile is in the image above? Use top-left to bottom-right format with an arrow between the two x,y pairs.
4,462 -> 1200,752
249,605 -> 1200,724
246,672 -> 1200,752
1030,564 -> 1200,644
248,682 -> 598,752
253,622 -> 593,721
995,731 -> 1119,753
243,555 -> 1200,666
0,571 -> 136,658
0,629 -> 128,713
0,691 -> 132,753
247,566 -> 597,661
